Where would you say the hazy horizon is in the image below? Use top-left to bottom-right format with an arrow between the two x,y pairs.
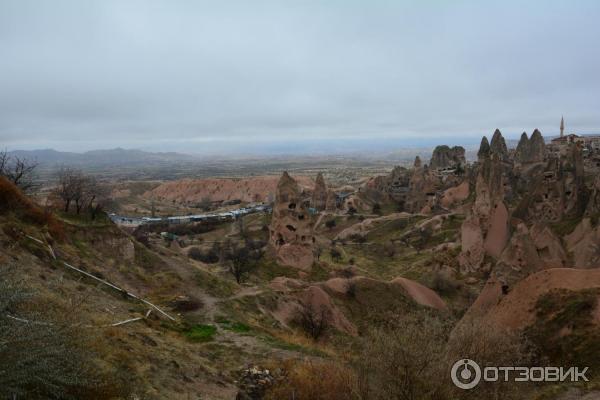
2,0 -> 599,154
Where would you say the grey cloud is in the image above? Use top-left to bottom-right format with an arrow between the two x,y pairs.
0,0 -> 599,153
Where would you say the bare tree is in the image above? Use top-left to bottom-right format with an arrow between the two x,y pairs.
0,150 -> 38,192
223,241 -> 262,283
330,247 -> 343,262
83,177 -> 111,219
54,168 -> 110,218
72,175 -> 87,215
55,167 -> 84,213
296,301 -> 331,341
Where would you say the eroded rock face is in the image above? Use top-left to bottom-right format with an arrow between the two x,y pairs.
515,129 -> 546,164
530,223 -> 567,268
490,221 -> 568,287
565,218 -> 600,268
406,157 -> 438,213
465,269 -> 600,331
586,175 -> 600,216
493,222 -> 544,285
478,136 -> 490,160
365,165 -> 411,206
516,142 -> 585,223
483,202 -> 509,258
311,173 -> 328,211
439,181 -> 470,208
490,129 -> 509,161
459,132 -> 510,271
429,145 -> 466,169
458,213 -> 486,270
269,172 -> 314,270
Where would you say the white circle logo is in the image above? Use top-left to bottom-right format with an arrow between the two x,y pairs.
451,359 -> 481,389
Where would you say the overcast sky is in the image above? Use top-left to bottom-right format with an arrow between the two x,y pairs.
1,0 -> 599,154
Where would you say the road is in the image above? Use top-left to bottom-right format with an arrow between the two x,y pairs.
109,204 -> 272,227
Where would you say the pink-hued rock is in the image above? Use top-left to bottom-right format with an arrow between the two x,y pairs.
269,172 -> 315,270
458,214 -> 485,272
468,268 -> 600,330
459,131 -> 511,271
146,175 -> 313,204
269,276 -> 305,292
312,173 -> 328,211
440,181 -> 470,208
565,218 -> 600,268
276,243 -> 314,271
298,286 -> 357,336
483,202 -> 509,258
390,277 -> 447,310
429,145 -> 466,169
530,223 -> 567,268
335,212 -> 411,241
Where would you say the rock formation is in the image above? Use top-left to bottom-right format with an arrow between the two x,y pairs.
311,173 -> 328,211
490,128 -> 509,161
429,145 -> 466,169
586,175 -> 600,215
439,181 -> 470,209
565,218 -> 600,268
406,156 -> 438,213
459,132 -> 510,271
365,165 -> 411,207
269,172 -> 314,270
515,129 -> 546,164
515,142 -> 585,223
477,136 -> 490,159
493,222 -> 545,285
146,175 -> 314,205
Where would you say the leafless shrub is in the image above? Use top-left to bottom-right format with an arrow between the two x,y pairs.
264,360 -> 360,400
445,317 -> 534,399
356,312 -> 452,400
0,265 -> 133,399
430,271 -> 461,296
296,302 -> 331,341
0,150 -> 38,192
188,246 -> 219,264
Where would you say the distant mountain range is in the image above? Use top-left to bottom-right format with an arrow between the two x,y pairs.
6,137 -> 530,171
8,148 -> 200,167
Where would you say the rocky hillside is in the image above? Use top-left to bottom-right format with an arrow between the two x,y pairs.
4,126 -> 600,399
145,175 -> 314,204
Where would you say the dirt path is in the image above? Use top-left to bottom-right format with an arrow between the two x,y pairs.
150,241 -> 321,369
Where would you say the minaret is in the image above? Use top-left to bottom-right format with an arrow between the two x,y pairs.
560,116 -> 564,138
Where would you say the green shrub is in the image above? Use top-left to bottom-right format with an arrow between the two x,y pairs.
224,322 -> 251,333
183,324 -> 217,342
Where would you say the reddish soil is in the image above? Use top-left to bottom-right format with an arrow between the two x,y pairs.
146,176 -> 314,204
475,268 -> 600,330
